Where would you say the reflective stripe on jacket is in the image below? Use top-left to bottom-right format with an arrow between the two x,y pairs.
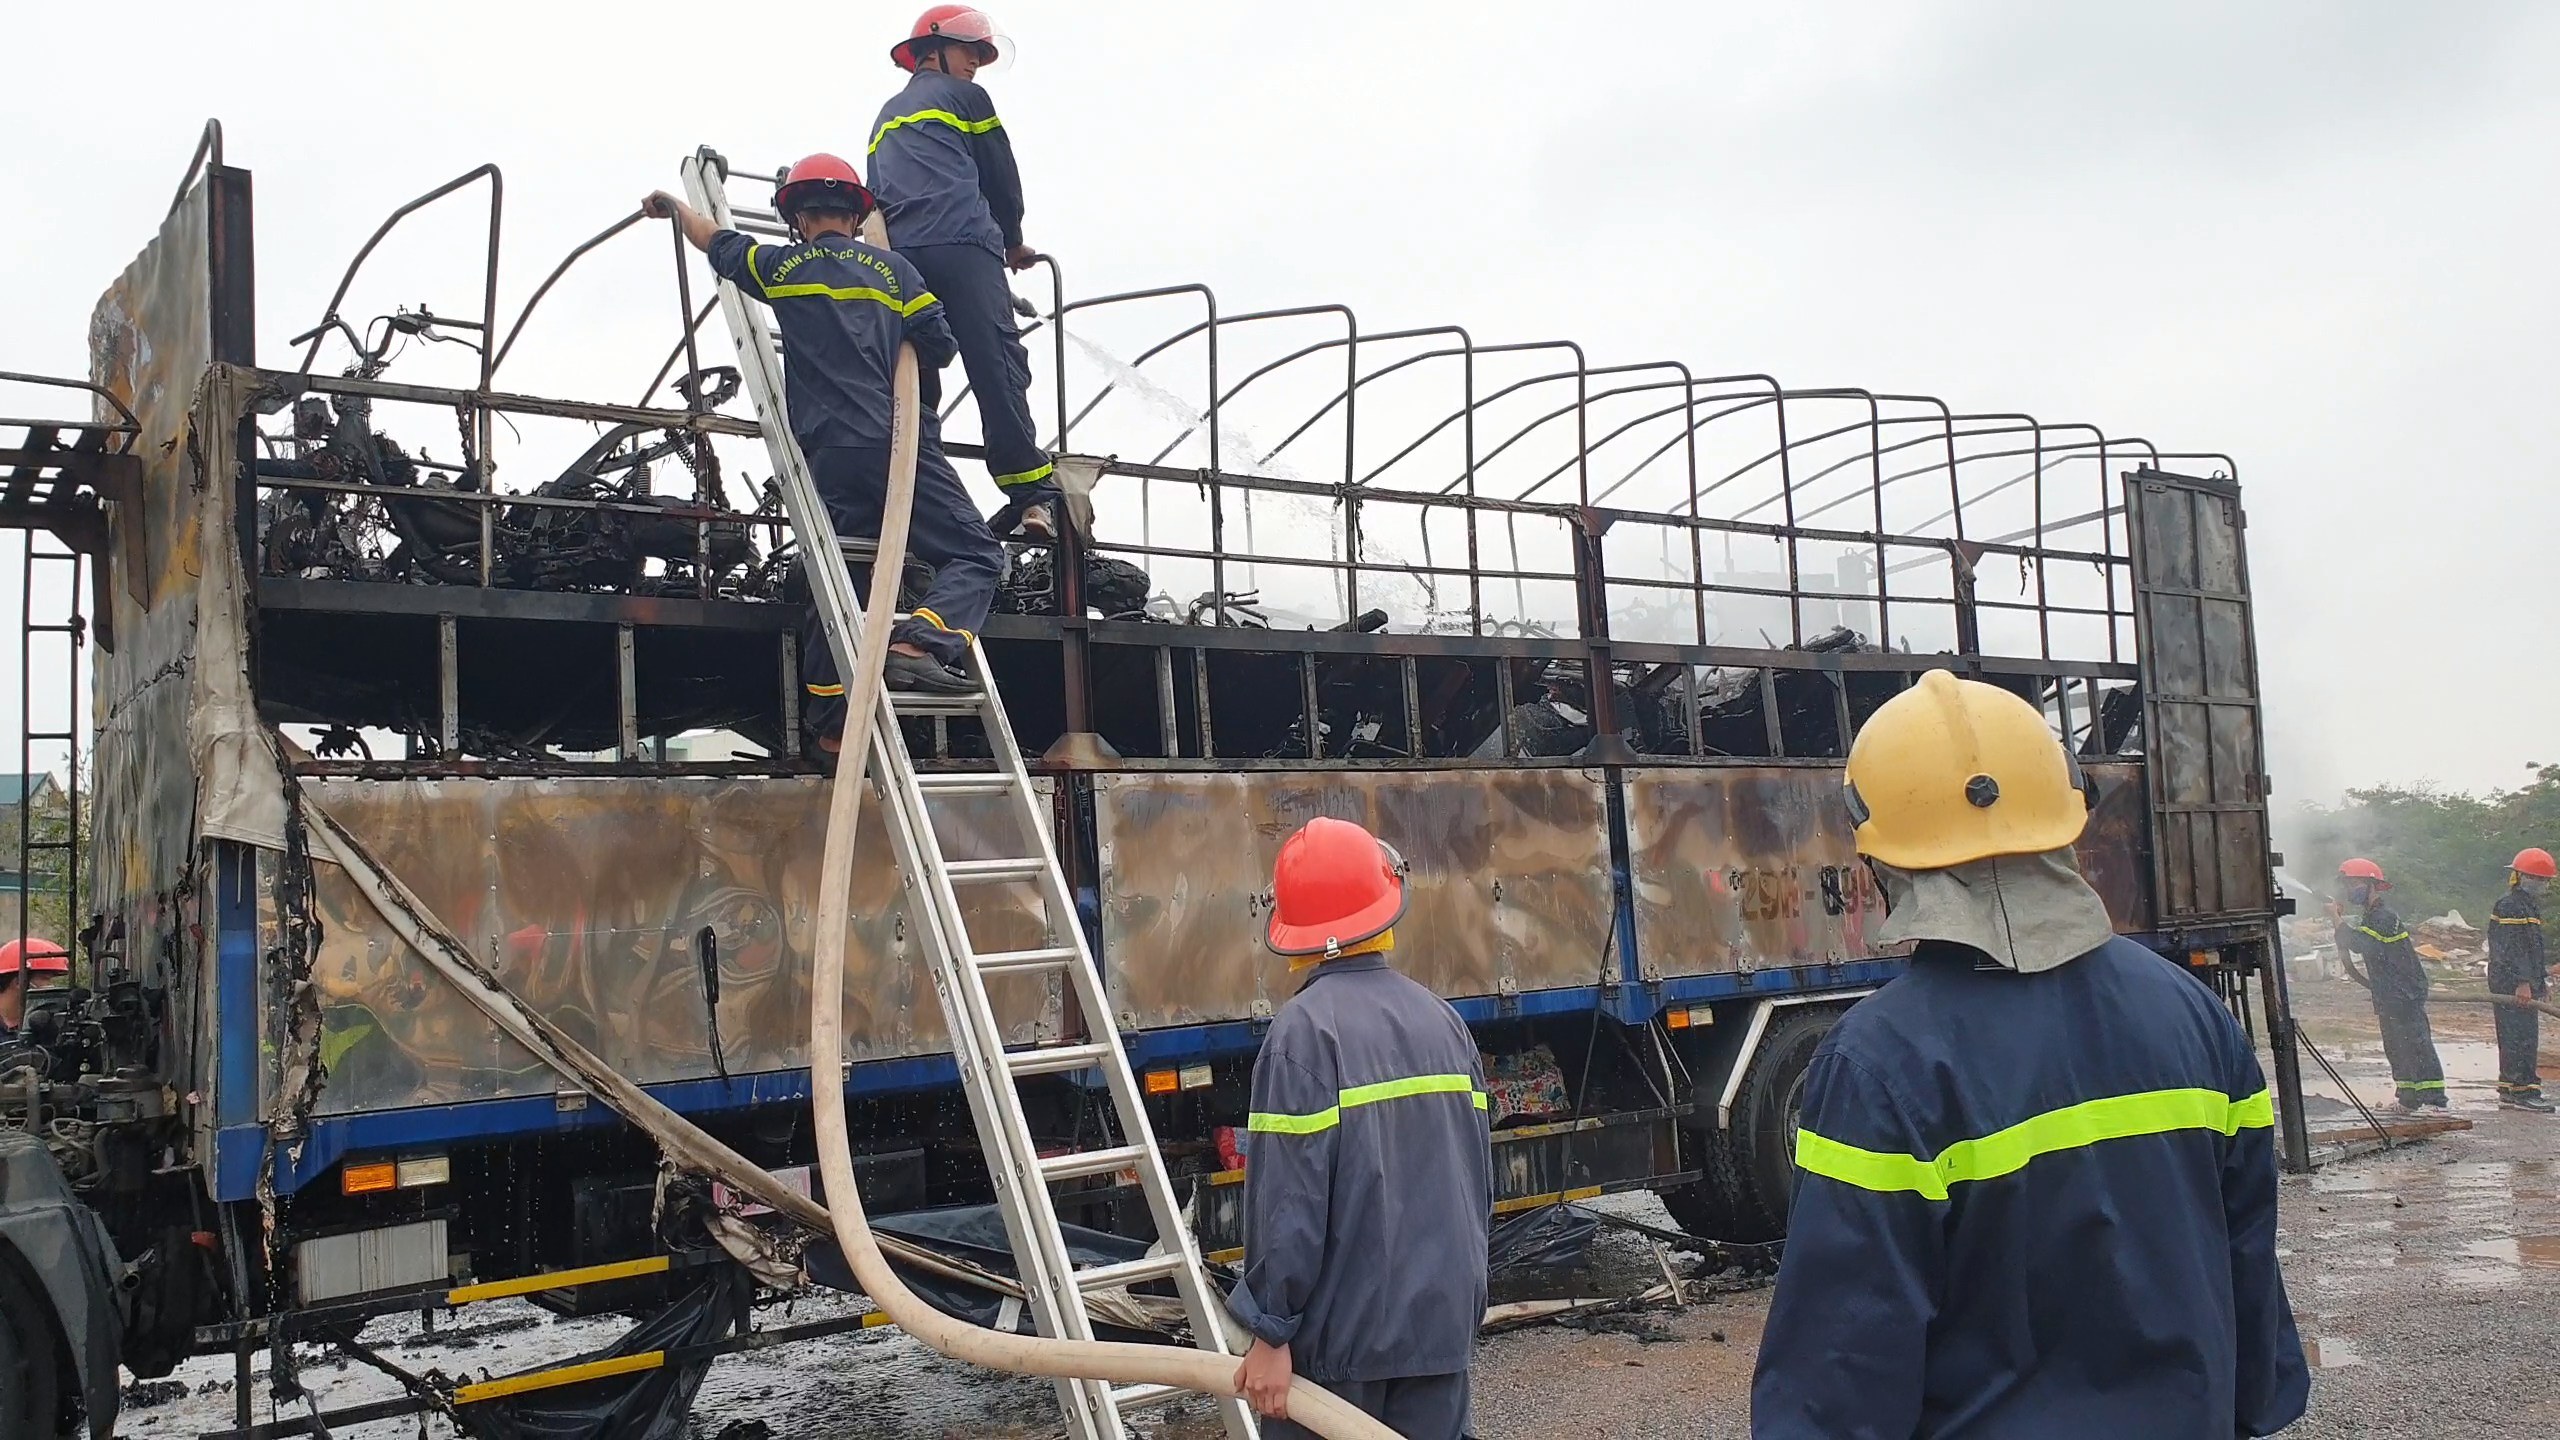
1750,936 -> 2308,1440
705,231 -> 957,452
867,69 -> 1024,254
1229,952 -> 1492,1384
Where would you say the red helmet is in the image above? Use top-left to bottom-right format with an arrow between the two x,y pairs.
2337,857 -> 2388,890
0,937 -> 70,977
1267,817 -> 1408,957
774,154 -> 874,226
2514,848 -> 2558,880
892,6 -> 1009,71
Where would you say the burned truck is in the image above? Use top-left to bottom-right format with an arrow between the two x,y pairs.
0,127 -> 2306,1438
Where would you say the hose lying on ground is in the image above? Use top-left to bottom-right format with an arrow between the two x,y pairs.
2330,956 -> 2560,1021
802,344 -> 1397,1440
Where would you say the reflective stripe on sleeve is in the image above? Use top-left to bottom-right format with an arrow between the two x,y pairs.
1794,1087 -> 2276,1201
993,460 -> 1055,488
1247,1072 -> 1487,1137
869,109 -> 1004,154
2354,925 -> 2412,943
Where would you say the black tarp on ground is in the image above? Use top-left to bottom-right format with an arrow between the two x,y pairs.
1486,1203 -> 1602,1275
459,1267 -> 750,1440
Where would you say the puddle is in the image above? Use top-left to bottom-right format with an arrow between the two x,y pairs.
2463,1236 -> 2560,1270
2303,1336 -> 2363,1369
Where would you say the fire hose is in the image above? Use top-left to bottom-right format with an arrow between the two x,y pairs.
802,344 -> 1396,1439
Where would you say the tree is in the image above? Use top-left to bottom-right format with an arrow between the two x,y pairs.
2282,763 -> 2560,930
12,778 -> 86,970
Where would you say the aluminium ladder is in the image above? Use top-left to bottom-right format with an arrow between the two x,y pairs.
681,148 -> 1257,1440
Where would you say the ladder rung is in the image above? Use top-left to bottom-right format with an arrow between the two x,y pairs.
1110,1383 -> 1187,1412
1005,1041 -> 1110,1077
974,946 -> 1077,977
1038,1145 -> 1146,1183
1075,1253 -> 1188,1294
942,857 -> 1044,885
890,691 -> 987,719
913,772 -> 1017,797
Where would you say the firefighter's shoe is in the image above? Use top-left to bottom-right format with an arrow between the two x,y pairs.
885,651 -> 976,695
990,485 -> 1061,542
2499,1095 -> 2556,1114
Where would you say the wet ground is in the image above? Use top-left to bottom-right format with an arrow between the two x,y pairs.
129,972 -> 2560,1437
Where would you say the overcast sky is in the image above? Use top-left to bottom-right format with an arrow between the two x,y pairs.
4,0 -> 2556,804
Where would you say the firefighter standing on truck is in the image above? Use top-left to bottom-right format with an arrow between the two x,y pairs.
2332,857 -> 2449,1114
870,5 -> 1062,539
2487,847 -> 2556,1114
1751,671 -> 2307,1439
645,158 -> 1004,742
1230,816 -> 1491,1440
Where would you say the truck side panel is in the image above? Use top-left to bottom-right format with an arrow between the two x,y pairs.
283,776 -> 1060,1116
1093,770 -> 1617,1029
87,179 -> 221,1151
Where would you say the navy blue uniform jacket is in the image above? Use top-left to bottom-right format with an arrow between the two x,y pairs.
2487,888 -> 2549,997
1229,954 -> 1492,1383
867,69 -> 1024,255
1751,936 -> 2308,1439
706,230 -> 957,454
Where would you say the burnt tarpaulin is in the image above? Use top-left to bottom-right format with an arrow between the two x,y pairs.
1487,1203 -> 1601,1276
805,1204 -> 1161,1340
459,1267 -> 749,1440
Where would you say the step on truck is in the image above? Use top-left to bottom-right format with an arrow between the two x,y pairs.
0,127 -> 2308,1437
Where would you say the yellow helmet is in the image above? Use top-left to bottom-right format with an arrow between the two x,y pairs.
1844,670 -> 2088,870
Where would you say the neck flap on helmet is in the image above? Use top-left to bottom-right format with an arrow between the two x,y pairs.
1870,847 -> 2115,974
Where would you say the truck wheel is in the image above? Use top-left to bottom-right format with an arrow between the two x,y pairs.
1722,1008 -> 1838,1240
1657,1172 -> 1742,1241
0,1260 -> 64,1439
1667,1007 -> 1839,1244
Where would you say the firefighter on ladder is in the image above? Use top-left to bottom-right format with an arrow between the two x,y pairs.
646,155 -> 1005,742
2332,857 -> 2448,1114
1231,816 -> 1491,1440
870,5 -> 1062,540
1751,671 -> 2307,1438
2487,847 -> 2556,1113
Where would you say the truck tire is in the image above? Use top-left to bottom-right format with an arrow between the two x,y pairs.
0,1259 -> 65,1440
1666,1007 -> 1839,1244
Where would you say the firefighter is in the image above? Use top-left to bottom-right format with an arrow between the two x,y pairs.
1230,816 -> 1491,1440
870,6 -> 1062,539
0,937 -> 71,1038
2487,847 -> 2556,1113
2332,857 -> 2449,1113
1751,671 -> 2306,1439
645,157 -> 1005,745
